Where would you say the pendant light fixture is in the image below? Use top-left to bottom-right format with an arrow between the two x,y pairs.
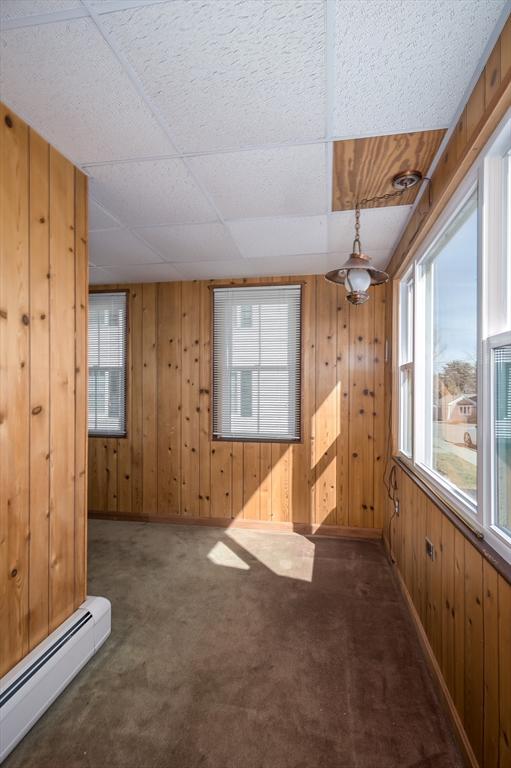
326,170 -> 424,305
325,205 -> 388,305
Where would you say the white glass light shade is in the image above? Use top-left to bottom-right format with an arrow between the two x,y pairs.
346,268 -> 371,293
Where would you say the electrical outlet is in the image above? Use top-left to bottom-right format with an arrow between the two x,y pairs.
425,537 -> 435,561
394,499 -> 400,516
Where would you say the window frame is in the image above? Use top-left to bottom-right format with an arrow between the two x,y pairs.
210,281 -> 303,444
396,108 -> 511,563
88,288 -> 129,439
398,272 -> 414,456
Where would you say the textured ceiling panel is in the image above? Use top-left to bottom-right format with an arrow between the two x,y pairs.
333,0 -> 507,138
174,253 -> 346,281
92,261 -> 182,283
89,199 -> 122,230
0,0 -> 81,19
101,0 -> 326,153
86,159 -> 217,226
328,205 -> 412,257
134,222 -> 240,262
0,18 -> 174,163
190,144 -> 327,220
88,0 -> 168,12
89,265 -> 114,284
89,228 -> 162,266
228,216 -> 328,259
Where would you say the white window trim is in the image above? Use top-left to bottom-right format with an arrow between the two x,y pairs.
397,108 -> 511,564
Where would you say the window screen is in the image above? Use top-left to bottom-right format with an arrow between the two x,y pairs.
88,291 -> 127,436
213,285 -> 301,441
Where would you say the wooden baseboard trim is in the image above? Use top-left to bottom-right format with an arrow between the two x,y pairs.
88,511 -> 382,540
390,558 -> 478,768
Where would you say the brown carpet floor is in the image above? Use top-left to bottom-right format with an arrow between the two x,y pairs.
5,520 -> 465,768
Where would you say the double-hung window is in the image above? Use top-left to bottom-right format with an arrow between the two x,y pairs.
397,110 -> 511,562
212,285 -> 301,442
88,291 -> 127,437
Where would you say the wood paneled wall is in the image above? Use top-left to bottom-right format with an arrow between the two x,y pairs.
89,277 -> 387,532
0,103 -> 88,677
388,466 -> 511,768
388,14 -> 511,278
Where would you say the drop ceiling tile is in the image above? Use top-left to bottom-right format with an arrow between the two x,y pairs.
328,205 -> 411,256
134,222 -> 240,262
88,0 -> 168,12
173,253 -> 344,281
89,199 -> 122,230
333,0 -> 507,137
89,228 -> 162,267
190,144 -> 327,220
86,159 -> 217,226
89,265 -> 114,284
0,0 -> 81,19
228,216 -> 328,259
101,0 -> 326,153
96,262 -> 182,283
0,17 -> 175,163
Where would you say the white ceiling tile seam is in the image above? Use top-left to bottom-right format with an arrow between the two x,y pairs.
80,0 -> 246,263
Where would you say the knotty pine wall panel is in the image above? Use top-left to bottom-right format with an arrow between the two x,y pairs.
89,277 -> 387,532
0,103 -> 88,676
387,466 -> 511,768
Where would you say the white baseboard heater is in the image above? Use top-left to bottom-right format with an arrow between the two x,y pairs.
0,596 -> 111,763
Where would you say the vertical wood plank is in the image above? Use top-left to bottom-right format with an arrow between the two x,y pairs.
157,282 -> 181,515
49,148 -> 76,631
28,129 -> 50,647
453,528 -> 466,721
498,576 -> 511,768
130,285 -> 143,515
117,288 -> 132,516
314,277 -> 337,526
0,105 -> 30,674
440,515 -> 455,699
483,559 -> 500,768
348,295 -> 374,527
199,282 -> 211,517
73,168 -> 88,608
485,39 -> 502,107
142,283 -> 157,515
291,276 -> 315,525
372,285 -> 386,530
242,442 -> 260,520
336,286 -> 350,526
270,443 -> 290,522
464,542 -> 484,765
181,282 -> 200,516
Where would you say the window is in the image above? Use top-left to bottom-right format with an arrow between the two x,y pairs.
493,341 -> 511,537
212,285 -> 301,441
420,191 -> 478,503
397,111 -> 511,562
399,275 -> 413,455
88,291 -> 127,436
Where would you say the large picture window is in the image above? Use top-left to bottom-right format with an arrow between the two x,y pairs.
420,191 -> 478,502
397,112 -> 511,562
212,285 -> 301,442
88,291 -> 127,437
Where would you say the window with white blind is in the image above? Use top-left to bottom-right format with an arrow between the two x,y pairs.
88,291 -> 127,437
212,285 -> 301,442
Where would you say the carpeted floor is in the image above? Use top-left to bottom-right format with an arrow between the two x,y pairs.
5,521 -> 465,768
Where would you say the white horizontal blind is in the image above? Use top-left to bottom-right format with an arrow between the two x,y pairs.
88,292 -> 127,436
213,285 -> 301,441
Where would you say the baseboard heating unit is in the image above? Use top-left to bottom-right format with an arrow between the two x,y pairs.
0,596 -> 111,763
